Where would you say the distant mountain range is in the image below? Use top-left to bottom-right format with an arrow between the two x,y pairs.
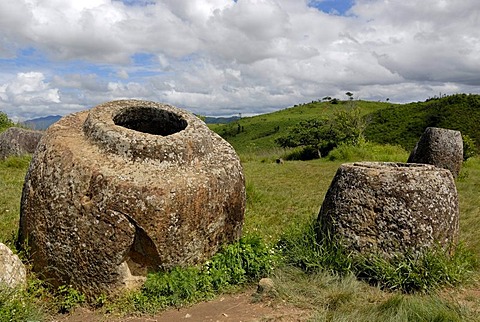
22,115 -> 62,130
22,114 -> 240,130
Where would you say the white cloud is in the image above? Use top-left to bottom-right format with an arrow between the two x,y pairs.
4,72 -> 60,103
0,0 -> 479,119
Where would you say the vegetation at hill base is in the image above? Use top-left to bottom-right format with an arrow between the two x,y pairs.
1,94 -> 480,320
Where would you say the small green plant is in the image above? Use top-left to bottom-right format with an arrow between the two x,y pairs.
56,285 -> 86,313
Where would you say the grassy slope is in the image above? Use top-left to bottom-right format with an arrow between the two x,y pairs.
366,93 -> 480,150
211,100 -> 394,156
212,94 -> 480,156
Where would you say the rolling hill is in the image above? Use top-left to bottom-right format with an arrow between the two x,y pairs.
211,94 -> 480,156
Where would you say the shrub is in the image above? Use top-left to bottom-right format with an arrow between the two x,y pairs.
462,134 -> 477,161
284,146 -> 320,161
0,111 -> 13,133
327,142 -> 408,162
56,285 -> 86,313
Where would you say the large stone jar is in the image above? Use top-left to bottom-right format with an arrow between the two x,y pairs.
18,100 -> 245,297
317,162 -> 459,257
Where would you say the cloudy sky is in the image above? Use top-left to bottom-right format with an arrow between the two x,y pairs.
0,0 -> 479,121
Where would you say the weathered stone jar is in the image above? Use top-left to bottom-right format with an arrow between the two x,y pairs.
317,162 -> 459,258
18,100 -> 245,297
408,127 -> 463,178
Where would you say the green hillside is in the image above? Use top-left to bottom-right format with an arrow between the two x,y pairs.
365,93 -> 480,150
211,100 -> 394,156
212,94 -> 480,156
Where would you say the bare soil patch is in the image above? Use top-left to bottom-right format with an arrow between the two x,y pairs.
52,289 -> 310,322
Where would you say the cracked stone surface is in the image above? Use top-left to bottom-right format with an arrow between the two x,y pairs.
18,100 -> 245,297
317,162 -> 459,258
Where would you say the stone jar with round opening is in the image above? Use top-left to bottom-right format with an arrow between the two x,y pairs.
18,100 -> 245,297
317,162 -> 459,258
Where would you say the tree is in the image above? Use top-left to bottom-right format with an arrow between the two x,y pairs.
345,92 -> 354,100
275,118 -> 336,158
0,111 -> 13,132
331,107 -> 366,146
275,106 -> 367,159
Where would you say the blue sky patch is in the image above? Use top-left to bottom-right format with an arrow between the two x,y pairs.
308,0 -> 355,15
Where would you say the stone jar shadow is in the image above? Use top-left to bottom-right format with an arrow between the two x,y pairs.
18,100 -> 245,297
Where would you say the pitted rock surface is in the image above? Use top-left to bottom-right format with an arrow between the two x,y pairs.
0,127 -> 43,159
0,243 -> 26,288
408,127 -> 463,178
18,100 -> 245,297
317,162 -> 459,257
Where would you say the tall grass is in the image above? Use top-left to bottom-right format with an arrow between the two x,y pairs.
327,142 -> 409,162
273,269 -> 474,322
0,155 -> 31,245
278,216 -> 476,294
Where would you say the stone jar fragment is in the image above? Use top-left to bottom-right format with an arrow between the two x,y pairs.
18,100 -> 245,297
317,162 -> 459,258
408,127 -> 463,178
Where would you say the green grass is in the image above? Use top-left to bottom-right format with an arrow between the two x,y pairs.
457,157 -> 480,257
243,159 -> 338,242
0,286 -> 45,322
0,155 -> 31,246
327,142 -> 409,162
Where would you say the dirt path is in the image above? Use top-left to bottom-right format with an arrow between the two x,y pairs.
53,289 -> 309,322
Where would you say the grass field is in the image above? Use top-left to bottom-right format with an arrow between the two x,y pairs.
1,142 -> 479,320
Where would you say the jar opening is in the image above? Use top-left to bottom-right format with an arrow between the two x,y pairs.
113,106 -> 187,136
